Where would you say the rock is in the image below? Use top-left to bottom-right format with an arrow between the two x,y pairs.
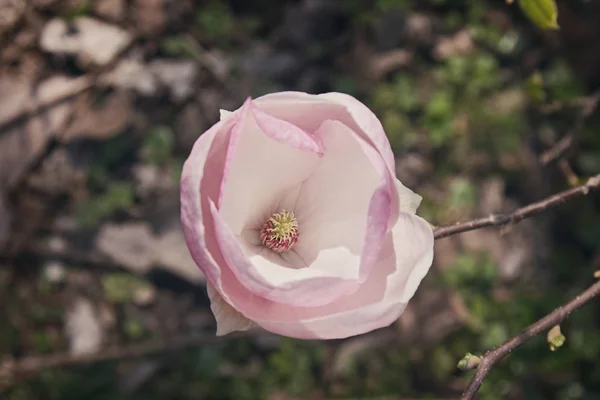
40,17 -> 132,67
102,58 -> 198,102
101,58 -> 158,96
133,285 -> 157,306
156,226 -> 206,283
148,60 -> 198,102
65,298 -> 103,355
96,223 -> 157,274
42,261 -> 66,283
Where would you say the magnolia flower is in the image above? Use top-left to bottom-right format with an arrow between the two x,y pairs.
180,92 -> 434,340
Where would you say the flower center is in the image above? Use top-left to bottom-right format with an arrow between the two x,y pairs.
260,209 -> 299,253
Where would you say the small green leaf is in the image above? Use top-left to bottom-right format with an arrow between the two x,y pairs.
518,0 -> 559,30
547,325 -> 566,351
457,353 -> 481,371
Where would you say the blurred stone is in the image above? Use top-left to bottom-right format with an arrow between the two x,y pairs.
102,58 -> 198,102
133,285 -> 157,306
43,261 -> 66,283
156,226 -> 206,283
40,17 -> 132,66
101,58 -> 157,96
148,60 -> 198,102
65,298 -> 103,355
96,222 -> 157,274
48,236 -> 68,252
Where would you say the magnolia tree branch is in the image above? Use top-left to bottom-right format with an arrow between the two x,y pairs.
433,174 -> 600,239
0,331 -> 253,390
461,279 -> 600,400
539,90 -> 600,165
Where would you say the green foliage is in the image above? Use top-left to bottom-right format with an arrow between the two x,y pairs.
197,2 -> 234,41
77,181 -> 135,227
141,126 -> 175,167
102,273 -> 151,304
161,36 -> 192,58
518,0 -> 559,30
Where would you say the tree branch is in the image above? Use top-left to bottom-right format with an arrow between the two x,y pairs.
0,331 -> 254,390
539,90 -> 600,166
461,279 -> 600,400
433,174 -> 600,240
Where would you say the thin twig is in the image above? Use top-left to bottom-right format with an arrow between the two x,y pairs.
539,91 -> 600,165
433,174 -> 600,239
461,279 -> 600,400
0,331 -> 254,390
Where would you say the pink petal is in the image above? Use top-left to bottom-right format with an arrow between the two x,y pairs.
253,91 -> 395,171
250,212 -> 434,339
211,200 -> 361,307
217,98 -> 322,236
180,116 -> 236,297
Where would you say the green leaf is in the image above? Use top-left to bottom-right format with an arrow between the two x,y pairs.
518,0 -> 559,30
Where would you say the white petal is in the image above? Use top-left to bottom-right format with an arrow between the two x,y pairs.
220,109 -> 234,121
396,179 -> 422,214
207,282 -> 255,336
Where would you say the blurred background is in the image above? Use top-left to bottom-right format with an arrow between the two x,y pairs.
1,0 -> 600,399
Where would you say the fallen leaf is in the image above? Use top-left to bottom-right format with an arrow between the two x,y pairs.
155,225 -> 206,283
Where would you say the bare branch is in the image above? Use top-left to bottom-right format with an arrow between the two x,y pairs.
0,331 -> 255,390
461,279 -> 600,400
539,91 -> 600,165
433,174 -> 600,240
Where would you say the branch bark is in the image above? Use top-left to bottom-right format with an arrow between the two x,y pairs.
461,279 -> 600,400
433,174 -> 600,239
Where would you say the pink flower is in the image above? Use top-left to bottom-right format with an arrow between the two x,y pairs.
180,92 -> 434,339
